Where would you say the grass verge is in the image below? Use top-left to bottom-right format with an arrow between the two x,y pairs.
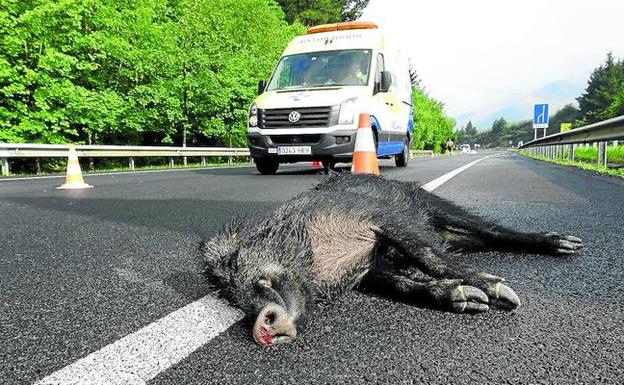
574,145 -> 624,163
517,150 -> 624,178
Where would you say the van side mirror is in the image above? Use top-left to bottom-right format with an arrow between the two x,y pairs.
257,80 -> 266,95
379,71 -> 392,93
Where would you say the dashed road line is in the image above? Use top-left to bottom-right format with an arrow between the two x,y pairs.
421,153 -> 502,192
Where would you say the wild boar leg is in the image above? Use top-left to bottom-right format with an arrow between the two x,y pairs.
376,226 -> 521,309
363,270 -> 490,313
433,212 -> 583,255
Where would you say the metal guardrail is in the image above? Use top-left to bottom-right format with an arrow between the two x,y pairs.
518,115 -> 624,166
0,143 -> 250,176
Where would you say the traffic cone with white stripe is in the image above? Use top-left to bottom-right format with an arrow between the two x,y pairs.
57,144 -> 93,190
351,113 -> 380,175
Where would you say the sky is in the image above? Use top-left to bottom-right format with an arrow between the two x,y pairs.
360,0 -> 624,130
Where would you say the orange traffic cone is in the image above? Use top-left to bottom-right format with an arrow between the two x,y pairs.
57,144 -> 93,190
351,113 -> 380,175
311,161 -> 321,169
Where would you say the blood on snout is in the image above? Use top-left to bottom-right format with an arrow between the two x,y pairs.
252,304 -> 296,346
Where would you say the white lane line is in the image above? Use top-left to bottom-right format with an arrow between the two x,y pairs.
421,153 -> 502,192
35,294 -> 243,385
0,164 -> 254,182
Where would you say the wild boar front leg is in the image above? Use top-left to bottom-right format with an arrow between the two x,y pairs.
362,270 -> 490,313
376,225 -> 521,309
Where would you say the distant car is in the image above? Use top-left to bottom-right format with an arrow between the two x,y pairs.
459,144 -> 471,154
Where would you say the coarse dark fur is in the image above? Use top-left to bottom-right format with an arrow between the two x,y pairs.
199,173 -> 583,345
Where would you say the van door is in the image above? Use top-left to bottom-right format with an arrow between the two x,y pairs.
371,53 -> 405,157
371,53 -> 391,152
394,66 -> 413,146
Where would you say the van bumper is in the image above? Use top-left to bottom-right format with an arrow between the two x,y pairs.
248,131 -> 357,163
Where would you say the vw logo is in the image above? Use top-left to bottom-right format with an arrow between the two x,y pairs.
288,111 -> 301,123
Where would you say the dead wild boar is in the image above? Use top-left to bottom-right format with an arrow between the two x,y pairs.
199,173 -> 582,346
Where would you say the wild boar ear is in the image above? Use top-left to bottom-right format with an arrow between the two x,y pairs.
198,230 -> 240,286
224,217 -> 244,240
200,218 -> 243,263
257,278 -> 273,288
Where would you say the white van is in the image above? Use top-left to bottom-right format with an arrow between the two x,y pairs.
247,21 -> 414,174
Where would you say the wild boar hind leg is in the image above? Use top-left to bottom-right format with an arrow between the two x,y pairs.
375,224 -> 521,310
434,212 -> 583,255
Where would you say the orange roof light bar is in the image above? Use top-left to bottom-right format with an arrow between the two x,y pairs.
306,21 -> 378,35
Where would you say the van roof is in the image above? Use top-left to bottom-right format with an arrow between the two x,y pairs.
307,21 -> 378,34
283,27 -> 384,56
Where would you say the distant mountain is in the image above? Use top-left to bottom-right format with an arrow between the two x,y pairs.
461,80 -> 585,130
474,105 -> 527,129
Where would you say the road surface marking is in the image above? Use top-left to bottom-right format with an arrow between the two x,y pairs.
421,153 -> 502,192
35,294 -> 243,385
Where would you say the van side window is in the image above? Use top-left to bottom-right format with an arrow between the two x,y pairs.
374,54 -> 386,93
375,54 -> 385,84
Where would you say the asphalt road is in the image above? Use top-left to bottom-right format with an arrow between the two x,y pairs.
1,152 -> 623,384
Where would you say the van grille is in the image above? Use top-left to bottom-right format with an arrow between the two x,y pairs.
258,107 -> 338,129
269,135 -> 321,145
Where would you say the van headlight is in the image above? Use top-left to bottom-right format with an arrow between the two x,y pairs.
338,98 -> 358,125
248,103 -> 258,127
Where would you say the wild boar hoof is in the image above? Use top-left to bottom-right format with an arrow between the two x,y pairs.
544,232 -> 584,255
450,285 -> 490,313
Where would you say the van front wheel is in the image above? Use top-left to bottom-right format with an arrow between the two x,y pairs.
395,141 -> 409,167
255,159 -> 279,175
322,161 -> 336,171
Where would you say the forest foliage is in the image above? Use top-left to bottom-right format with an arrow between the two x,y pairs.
277,0 -> 369,26
0,0 -> 302,146
0,0 -> 455,155
411,86 -> 456,152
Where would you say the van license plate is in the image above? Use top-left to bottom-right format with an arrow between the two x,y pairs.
277,146 -> 311,155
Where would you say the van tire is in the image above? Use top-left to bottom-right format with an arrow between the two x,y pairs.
395,140 -> 409,167
322,161 -> 336,171
255,159 -> 279,175
373,130 -> 379,155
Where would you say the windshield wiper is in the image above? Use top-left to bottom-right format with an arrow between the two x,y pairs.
276,84 -> 346,93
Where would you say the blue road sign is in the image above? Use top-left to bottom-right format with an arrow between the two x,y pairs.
533,104 -> 549,128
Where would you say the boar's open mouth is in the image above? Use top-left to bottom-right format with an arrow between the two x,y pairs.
253,326 -> 296,346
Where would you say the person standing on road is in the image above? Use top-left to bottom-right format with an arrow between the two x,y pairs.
445,139 -> 454,155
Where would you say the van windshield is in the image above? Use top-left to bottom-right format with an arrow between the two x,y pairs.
266,49 -> 372,91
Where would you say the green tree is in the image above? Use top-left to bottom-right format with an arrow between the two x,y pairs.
153,0 -> 302,147
546,103 -> 581,135
461,120 -> 478,145
411,86 -> 456,152
491,117 -> 509,145
0,0 -> 301,147
577,52 -> 624,124
277,0 -> 370,26
0,0 -> 115,143
342,0 -> 369,21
